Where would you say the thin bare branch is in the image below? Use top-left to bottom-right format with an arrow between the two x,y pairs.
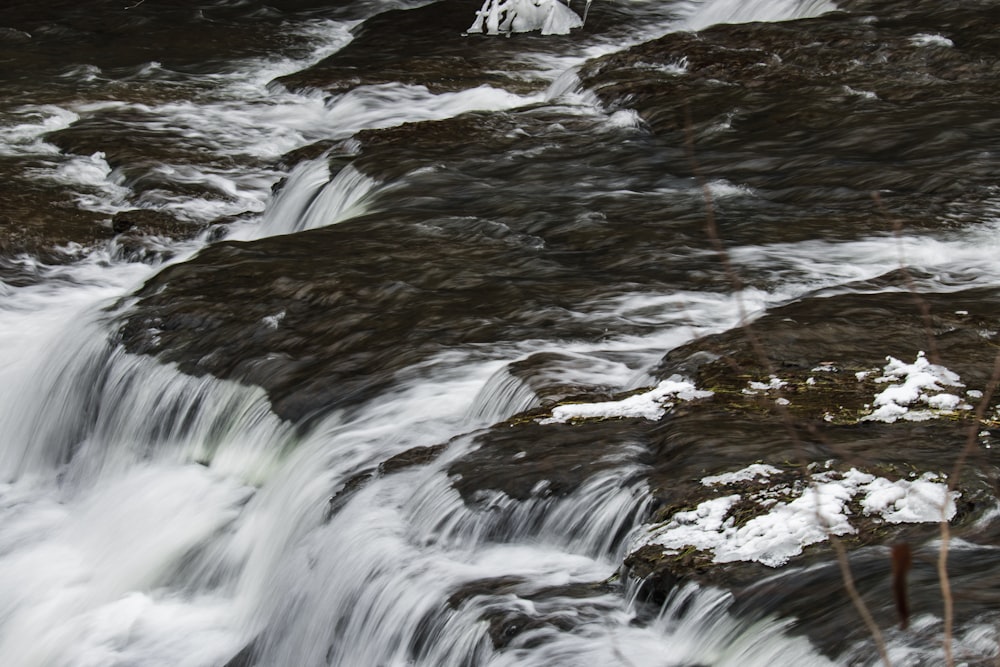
683,104 -> 891,665
873,192 -> 941,365
940,349 -> 1000,667
832,536 -> 893,667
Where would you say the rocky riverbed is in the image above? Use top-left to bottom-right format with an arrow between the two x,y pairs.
4,0 -> 1000,663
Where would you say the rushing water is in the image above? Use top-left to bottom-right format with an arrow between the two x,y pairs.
3,0 -> 1000,665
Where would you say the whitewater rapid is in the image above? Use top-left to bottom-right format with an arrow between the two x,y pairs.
2,0 -> 999,664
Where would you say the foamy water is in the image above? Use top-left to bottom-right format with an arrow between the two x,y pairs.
4,0 -> 996,664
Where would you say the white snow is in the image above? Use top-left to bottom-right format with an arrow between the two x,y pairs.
863,352 -> 970,423
702,463 -> 782,486
742,375 -> 787,394
638,465 -> 957,568
860,473 -> 956,523
540,376 -> 713,424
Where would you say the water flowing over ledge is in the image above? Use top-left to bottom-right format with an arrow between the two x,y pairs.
3,0 -> 1000,665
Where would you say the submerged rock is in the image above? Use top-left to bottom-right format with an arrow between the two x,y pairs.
577,4 -> 1000,220
274,0 -> 592,95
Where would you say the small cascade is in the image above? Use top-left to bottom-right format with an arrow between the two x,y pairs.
489,582 -> 838,666
242,441 -> 655,666
465,364 -> 540,425
60,348 -> 292,489
233,158 -> 380,240
675,0 -> 837,31
0,298 -> 292,487
7,0 -> 1000,663
238,428 -> 836,666
0,307 -> 115,482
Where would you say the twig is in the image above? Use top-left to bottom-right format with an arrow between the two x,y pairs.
874,193 -> 941,365
890,542 -> 912,630
937,519 -> 954,667
832,536 -> 893,667
940,349 -> 1000,667
875,193 -> 1000,666
683,104 -> 891,664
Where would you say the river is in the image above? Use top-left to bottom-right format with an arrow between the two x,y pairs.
2,0 -> 1000,664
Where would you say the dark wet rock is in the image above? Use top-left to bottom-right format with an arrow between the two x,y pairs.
0,27 -> 32,43
449,418 -> 646,503
111,209 -> 194,236
653,286 -> 1000,424
275,0 -> 580,95
0,0 -> 344,96
640,286 -> 1000,511
114,204 -> 670,423
447,576 -> 614,649
325,443 -> 448,520
221,641 -> 258,667
577,5 -> 1000,219
0,164 -> 108,265
324,469 -> 376,521
380,443 -> 447,474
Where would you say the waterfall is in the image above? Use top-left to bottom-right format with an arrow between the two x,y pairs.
675,0 -> 837,31
6,0 -> 991,662
231,159 -> 381,241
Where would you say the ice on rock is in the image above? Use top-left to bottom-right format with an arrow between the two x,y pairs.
468,0 -> 584,35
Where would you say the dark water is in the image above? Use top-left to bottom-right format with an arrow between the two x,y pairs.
2,0 -> 1000,664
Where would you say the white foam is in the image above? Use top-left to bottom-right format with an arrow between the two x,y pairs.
676,0 -> 838,31
0,465 -> 252,667
26,151 -> 132,215
730,218 -> 1000,297
0,105 -> 78,156
910,33 -> 954,48
708,179 -> 754,198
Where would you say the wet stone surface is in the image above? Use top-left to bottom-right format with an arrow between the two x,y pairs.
275,0 -> 636,95
114,209 -> 659,422
0,172 -> 109,265
577,3 -> 1000,222
8,0 -> 1000,661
